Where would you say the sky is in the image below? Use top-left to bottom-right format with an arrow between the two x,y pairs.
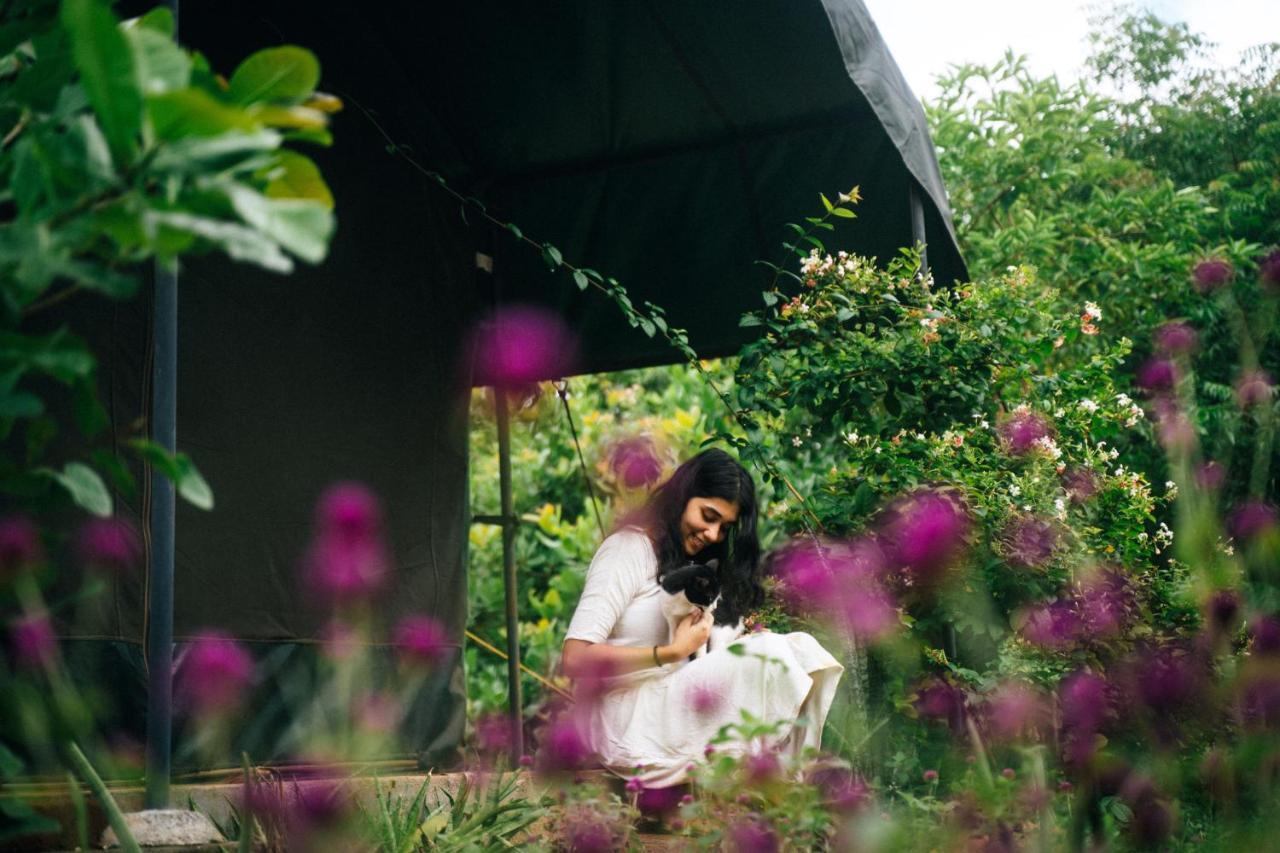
860,0 -> 1276,102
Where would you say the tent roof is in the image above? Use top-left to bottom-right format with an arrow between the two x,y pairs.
189,0 -> 965,375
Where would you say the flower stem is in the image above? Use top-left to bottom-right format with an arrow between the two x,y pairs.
64,740 -> 140,853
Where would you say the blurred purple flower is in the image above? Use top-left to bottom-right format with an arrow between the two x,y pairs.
1132,646 -> 1200,711
624,776 -> 644,794
179,632 -> 253,716
10,613 -> 55,670
728,816 -> 780,853
922,769 -> 938,782
914,679 -> 963,722
1000,515 -> 1059,569
1235,369 -> 1275,408
304,483 -> 390,604
636,785 -> 684,818
1001,767 -> 1016,780
560,805 -> 616,853
1192,257 -> 1234,294
1020,599 -> 1081,647
1207,590 -> 1241,635
1250,615 -> 1280,656
1240,667 -> 1280,728
880,490 -> 970,582
571,656 -> 619,707
999,409 -> 1051,456
774,541 -> 836,611
1257,247 -> 1280,292
742,750 -> 781,785
1229,501 -> 1278,543
1196,461 -> 1226,491
1120,775 -> 1174,847
1153,321 -> 1198,356
687,682 -> 725,716
610,436 -> 663,489
393,616 -> 450,668
1062,467 -> 1098,503
471,305 -> 578,387
1078,570 -> 1132,638
536,717 -> 591,775
838,585 -> 899,642
319,620 -> 360,661
354,692 -> 398,733
1152,398 -> 1195,451
807,764 -> 870,813
76,517 -> 141,573
0,515 -> 42,578
473,713 -> 513,756
986,682 -> 1048,741
1136,358 -> 1179,393
1059,670 -> 1109,736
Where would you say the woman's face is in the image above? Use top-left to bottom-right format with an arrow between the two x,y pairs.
680,496 -> 740,557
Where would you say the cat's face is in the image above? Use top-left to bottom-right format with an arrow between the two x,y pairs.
661,562 -> 720,606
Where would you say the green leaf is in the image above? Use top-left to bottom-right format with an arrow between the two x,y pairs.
228,46 -> 320,106
147,89 -> 258,140
541,244 -> 562,269
506,223 -> 523,240
831,206 -> 856,218
263,151 -> 334,209
572,270 -> 589,291
129,440 -> 214,510
820,193 -> 834,212
150,129 -> 282,170
0,392 -> 43,419
126,23 -> 190,94
61,0 -> 142,166
42,462 -> 112,516
225,183 -> 334,264
640,319 -> 656,337
762,291 -> 779,307
148,210 -> 292,272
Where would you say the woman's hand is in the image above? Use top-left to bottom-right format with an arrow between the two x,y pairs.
671,609 -> 713,658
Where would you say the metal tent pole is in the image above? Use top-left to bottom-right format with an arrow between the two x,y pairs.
494,387 -> 524,762
144,256 -> 177,809
908,182 -> 929,278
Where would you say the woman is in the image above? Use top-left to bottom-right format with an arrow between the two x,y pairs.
561,448 -> 843,786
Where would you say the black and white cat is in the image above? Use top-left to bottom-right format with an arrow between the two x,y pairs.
659,560 -> 744,658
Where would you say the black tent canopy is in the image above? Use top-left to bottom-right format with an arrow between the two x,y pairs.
80,0 -> 965,776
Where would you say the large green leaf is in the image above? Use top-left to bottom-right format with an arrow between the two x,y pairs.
147,90 -> 259,140
225,183 -> 333,263
228,46 -> 320,106
61,0 -> 141,166
42,461 -> 112,516
126,23 -> 190,94
147,210 -> 292,272
263,150 -> 334,208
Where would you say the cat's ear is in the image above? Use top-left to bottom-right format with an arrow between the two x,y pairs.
705,558 -> 720,570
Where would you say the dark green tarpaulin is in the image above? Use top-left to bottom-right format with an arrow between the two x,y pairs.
63,0 -> 964,768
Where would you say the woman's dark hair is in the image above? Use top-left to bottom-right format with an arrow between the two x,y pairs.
635,448 -> 762,625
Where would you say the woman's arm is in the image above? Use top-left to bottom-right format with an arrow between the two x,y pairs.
562,609 -> 713,678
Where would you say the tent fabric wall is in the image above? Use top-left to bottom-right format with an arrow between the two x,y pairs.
44,0 -> 966,768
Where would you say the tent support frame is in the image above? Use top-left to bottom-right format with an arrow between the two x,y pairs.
494,388 -> 524,763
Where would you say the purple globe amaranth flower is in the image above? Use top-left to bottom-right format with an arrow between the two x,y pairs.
636,785 -> 684,818
1000,515 -> 1059,569
304,483 -> 391,605
985,682 -> 1049,741
1207,590 -> 1241,635
0,515 -> 43,578
1250,615 -> 1280,656
1136,358 -> 1179,394
609,436 -> 663,489
880,490 -> 970,582
922,769 -> 938,782
999,408 -> 1051,456
838,585 -> 899,642
10,613 -> 55,670
179,632 -> 253,716
1258,247 -> 1280,292
1059,670 -> 1109,735
773,540 -> 837,612
393,615 -> 450,668
1078,570 -> 1132,638
913,678 -> 963,722
1131,645 -> 1200,711
1196,460 -> 1226,491
728,817 -> 780,853
1192,257 -> 1234,294
1019,599 -> 1081,647
742,750 -> 782,785
1235,369 -> 1274,408
1153,321 -> 1199,356
535,717 -> 591,775
1152,397 -> 1196,451
1062,467 -> 1098,503
76,517 -> 141,573
560,808 -> 615,853
807,763 -> 870,813
624,776 -> 644,794
471,305 -> 579,387
1228,501 -> 1278,543
686,682 -> 725,716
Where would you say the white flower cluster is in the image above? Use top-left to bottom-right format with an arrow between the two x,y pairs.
1033,436 -> 1063,461
1165,480 -> 1178,499
1079,399 -> 1099,414
1114,393 -> 1145,427
1154,522 -> 1174,552
799,249 -> 866,282
1083,302 -> 1102,321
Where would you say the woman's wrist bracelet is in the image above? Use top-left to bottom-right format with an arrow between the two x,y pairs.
652,645 -> 662,667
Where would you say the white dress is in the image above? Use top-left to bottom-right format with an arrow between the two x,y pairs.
564,529 -> 844,787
